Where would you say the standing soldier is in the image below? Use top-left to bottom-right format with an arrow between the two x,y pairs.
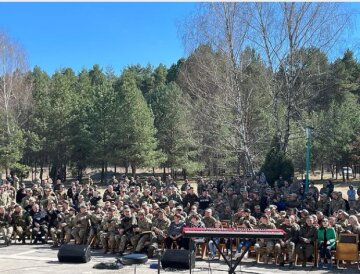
0,206 -> 13,245
0,185 -> 12,208
72,205 -> 90,244
100,207 -> 119,254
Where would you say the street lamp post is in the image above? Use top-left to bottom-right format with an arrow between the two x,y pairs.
305,126 -> 313,193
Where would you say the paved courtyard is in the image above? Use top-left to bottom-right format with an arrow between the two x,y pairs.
0,243 -> 359,274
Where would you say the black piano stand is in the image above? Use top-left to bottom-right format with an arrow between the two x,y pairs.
212,238 -> 256,274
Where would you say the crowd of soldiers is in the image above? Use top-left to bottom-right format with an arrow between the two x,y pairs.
0,173 -> 360,269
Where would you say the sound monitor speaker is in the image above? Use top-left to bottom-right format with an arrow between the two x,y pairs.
161,249 -> 195,269
57,244 -> 91,263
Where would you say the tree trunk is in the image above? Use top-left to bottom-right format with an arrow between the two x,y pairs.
163,167 -> 166,178
114,164 -> 117,174
40,166 -> 43,181
131,164 -> 136,177
152,167 -> 155,176
183,169 -> 187,180
320,163 -> 324,180
101,162 -> 105,183
125,166 -> 128,176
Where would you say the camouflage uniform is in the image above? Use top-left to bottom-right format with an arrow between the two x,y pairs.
254,222 -> 277,258
0,208 -> 13,245
202,216 -> 217,228
329,196 -> 346,215
275,222 -> 299,263
131,215 -> 153,252
116,214 -> 137,254
71,210 -> 90,244
296,224 -> 317,265
62,210 -> 76,243
0,190 -> 12,209
50,212 -> 65,246
11,208 -> 32,243
100,215 -> 119,252
151,216 -> 171,246
87,209 -> 104,246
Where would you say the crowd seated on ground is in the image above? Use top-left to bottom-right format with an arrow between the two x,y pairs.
1,173 -> 360,270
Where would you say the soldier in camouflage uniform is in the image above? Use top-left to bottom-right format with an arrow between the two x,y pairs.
62,208 -> 76,243
317,194 -> 330,216
202,208 -> 217,228
71,205 -> 90,244
254,215 -> 277,263
296,216 -> 317,267
117,207 -> 137,256
0,206 -> 13,245
100,207 -> 119,254
131,210 -> 152,252
11,204 -> 32,243
87,205 -> 104,247
275,215 -> 299,268
50,210 -> 65,247
0,185 -> 12,209
148,209 -> 170,254
329,192 -> 346,215
336,210 -> 349,229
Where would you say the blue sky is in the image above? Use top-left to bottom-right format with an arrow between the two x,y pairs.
0,2 -> 196,75
0,2 -> 360,76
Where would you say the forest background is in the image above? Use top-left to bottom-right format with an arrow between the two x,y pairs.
0,3 -> 359,185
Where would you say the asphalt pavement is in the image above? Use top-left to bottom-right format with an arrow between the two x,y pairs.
0,243 -> 359,274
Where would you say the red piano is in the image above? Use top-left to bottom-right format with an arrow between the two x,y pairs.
183,227 -> 286,239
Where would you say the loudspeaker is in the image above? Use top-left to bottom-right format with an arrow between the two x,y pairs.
57,244 -> 91,263
161,249 -> 195,269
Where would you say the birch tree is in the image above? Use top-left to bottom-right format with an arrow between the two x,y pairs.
179,3 -> 271,175
250,2 -> 350,154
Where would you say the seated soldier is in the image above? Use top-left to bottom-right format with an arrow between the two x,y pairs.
30,203 -> 48,244
87,205 -> 104,248
61,208 -> 76,244
0,206 -> 13,245
131,210 -> 152,253
11,204 -> 32,244
275,215 -> 299,268
116,206 -> 137,256
71,204 -> 90,244
100,206 -> 119,254
295,216 -> 317,267
254,214 -> 276,264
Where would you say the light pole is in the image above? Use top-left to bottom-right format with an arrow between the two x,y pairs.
305,126 -> 313,193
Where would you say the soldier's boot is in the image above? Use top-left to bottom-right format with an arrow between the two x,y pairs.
4,236 -> 11,246
301,249 -> 306,267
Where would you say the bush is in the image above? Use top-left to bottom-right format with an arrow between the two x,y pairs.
260,137 -> 294,187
